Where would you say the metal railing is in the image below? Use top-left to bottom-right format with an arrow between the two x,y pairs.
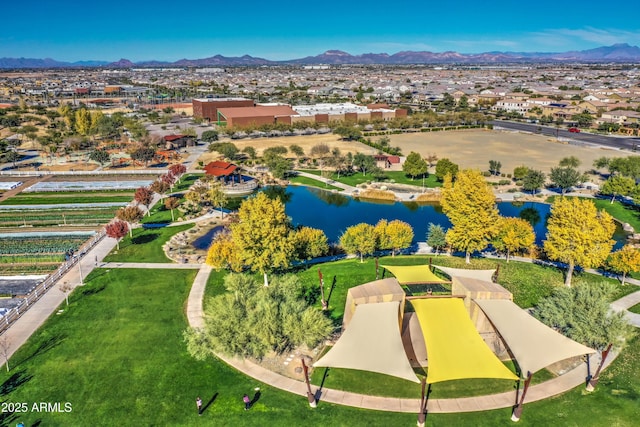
0,229 -> 106,335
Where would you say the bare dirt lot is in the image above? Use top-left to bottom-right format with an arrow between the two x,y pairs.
199,129 -> 628,178
388,129 -> 625,175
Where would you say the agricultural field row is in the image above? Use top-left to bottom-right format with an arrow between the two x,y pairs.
0,235 -> 90,255
0,193 -> 134,205
0,209 -> 118,228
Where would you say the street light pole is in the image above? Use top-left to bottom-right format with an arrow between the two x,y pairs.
78,258 -> 84,286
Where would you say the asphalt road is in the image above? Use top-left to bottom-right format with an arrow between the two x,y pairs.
491,120 -> 640,152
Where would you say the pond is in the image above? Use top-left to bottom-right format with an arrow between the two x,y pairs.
194,185 -> 626,249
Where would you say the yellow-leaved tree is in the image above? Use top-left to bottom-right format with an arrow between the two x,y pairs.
205,231 -> 243,272
74,108 -> 91,136
492,217 -> 535,262
340,223 -> 377,262
544,197 -> 615,287
228,192 -> 295,286
374,219 -> 414,256
608,245 -> 640,285
441,169 -> 499,263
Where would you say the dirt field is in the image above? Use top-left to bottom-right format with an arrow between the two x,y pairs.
200,129 -> 627,178
388,129 -> 625,175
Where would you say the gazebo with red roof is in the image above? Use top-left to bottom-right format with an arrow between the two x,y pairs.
204,161 -> 238,182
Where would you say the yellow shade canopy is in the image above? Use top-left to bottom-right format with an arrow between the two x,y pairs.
412,298 -> 518,384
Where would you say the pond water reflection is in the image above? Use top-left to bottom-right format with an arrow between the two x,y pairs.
193,186 -> 626,250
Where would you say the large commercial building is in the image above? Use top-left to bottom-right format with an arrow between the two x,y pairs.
192,97 -> 255,121
192,99 -> 406,128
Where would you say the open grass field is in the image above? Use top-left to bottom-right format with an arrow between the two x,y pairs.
103,223 -> 194,263
2,262 -> 639,425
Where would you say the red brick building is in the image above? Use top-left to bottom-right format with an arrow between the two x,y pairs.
217,105 -> 298,128
192,98 -> 255,121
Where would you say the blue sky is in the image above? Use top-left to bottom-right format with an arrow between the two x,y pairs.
1,0 -> 639,62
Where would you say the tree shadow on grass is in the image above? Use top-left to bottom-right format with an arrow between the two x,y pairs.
17,333 -> 66,367
0,369 -> 33,395
78,283 -> 107,297
132,233 -> 159,245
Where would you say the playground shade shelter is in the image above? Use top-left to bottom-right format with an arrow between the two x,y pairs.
432,265 -> 496,283
380,264 -> 448,284
474,299 -> 596,376
313,301 -> 420,383
412,298 -> 518,384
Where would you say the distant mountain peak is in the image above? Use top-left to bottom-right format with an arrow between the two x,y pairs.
0,44 -> 639,68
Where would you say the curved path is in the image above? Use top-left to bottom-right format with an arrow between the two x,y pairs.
184,262 -> 639,413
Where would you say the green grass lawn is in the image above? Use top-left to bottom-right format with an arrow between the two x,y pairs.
546,196 -> 640,233
288,175 -> 344,191
629,303 -> 640,314
141,195 -> 185,224
171,173 -> 204,193
0,268 -> 415,426
103,223 -> 193,263
298,169 -> 442,189
3,266 -> 639,425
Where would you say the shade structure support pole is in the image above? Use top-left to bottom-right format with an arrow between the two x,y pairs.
586,343 -> 613,392
511,371 -> 532,422
301,358 -> 317,408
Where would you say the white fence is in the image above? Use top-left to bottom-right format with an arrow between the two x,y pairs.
0,229 -> 106,335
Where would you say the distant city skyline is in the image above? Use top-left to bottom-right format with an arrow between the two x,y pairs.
1,0 -> 639,62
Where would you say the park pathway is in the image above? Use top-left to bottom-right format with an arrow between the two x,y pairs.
184,262 -> 639,414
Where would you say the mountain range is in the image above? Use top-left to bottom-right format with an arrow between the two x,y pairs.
1,44 -> 640,69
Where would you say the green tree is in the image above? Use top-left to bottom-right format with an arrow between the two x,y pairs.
198,274 -> 333,359
522,169 -> 546,194
559,156 -> 581,168
534,281 -> 633,353
434,158 -> 459,182
607,245 -> 640,285
544,198 -> 615,287
513,165 -> 531,181
289,144 -> 305,158
353,153 -> 376,176
292,226 -> 329,260
571,111 -> 593,128
492,217 -> 535,262
402,151 -> 428,180
242,146 -> 256,160
230,193 -> 295,286
201,130 -> 219,142
600,175 -> 636,203
208,142 -> 238,159
550,167 -> 583,195
340,223 -> 377,262
426,223 -> 447,254
441,169 -> 499,263
130,147 -> 156,166
89,149 -> 111,166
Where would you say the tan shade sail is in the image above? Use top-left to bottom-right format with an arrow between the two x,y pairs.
432,265 -> 497,283
313,301 -> 420,383
381,264 -> 448,284
412,298 -> 518,384
474,299 -> 596,376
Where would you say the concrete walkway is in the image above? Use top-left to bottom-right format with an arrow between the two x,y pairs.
2,201 -> 638,413
184,261 -> 639,413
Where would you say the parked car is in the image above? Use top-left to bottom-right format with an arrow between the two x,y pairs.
568,127 -> 581,133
